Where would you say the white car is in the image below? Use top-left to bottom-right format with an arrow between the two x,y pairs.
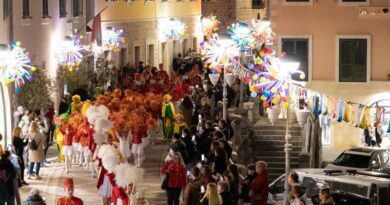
325,147 -> 390,174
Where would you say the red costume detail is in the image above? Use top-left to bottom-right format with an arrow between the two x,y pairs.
56,197 -> 83,205
131,126 -> 147,145
63,130 -> 74,146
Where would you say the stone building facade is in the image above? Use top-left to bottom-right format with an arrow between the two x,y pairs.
95,0 -> 203,72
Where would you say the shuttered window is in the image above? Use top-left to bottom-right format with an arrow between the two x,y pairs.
339,39 -> 368,82
22,0 -> 31,19
42,0 -> 49,18
3,0 -> 9,20
60,0 -> 67,18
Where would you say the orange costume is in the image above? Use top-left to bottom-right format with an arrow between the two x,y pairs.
57,178 -> 84,205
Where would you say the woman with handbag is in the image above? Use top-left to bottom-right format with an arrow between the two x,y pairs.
27,122 -> 45,180
161,152 -> 186,205
249,161 -> 269,205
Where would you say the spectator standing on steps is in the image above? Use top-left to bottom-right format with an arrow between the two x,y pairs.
184,167 -> 203,205
249,161 -> 269,205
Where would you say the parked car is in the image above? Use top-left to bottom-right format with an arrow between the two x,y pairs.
269,168 -> 390,205
325,147 -> 390,174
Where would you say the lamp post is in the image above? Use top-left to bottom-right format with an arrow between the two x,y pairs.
278,62 -> 300,205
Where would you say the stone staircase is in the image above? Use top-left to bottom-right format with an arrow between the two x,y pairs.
252,118 -> 303,182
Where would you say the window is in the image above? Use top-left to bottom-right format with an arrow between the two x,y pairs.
120,48 -> 127,68
280,37 -> 310,81
182,39 -> 187,56
22,0 -> 31,19
134,46 -> 140,65
283,0 -> 313,5
333,153 -> 371,168
42,0 -> 50,18
3,0 -> 9,20
72,0 -> 81,17
338,0 -> 370,6
337,36 -> 370,82
147,45 -> 154,66
192,37 -> 197,52
252,0 -> 264,9
60,0 -> 67,18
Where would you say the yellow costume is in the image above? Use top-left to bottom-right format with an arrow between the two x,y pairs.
162,95 -> 176,139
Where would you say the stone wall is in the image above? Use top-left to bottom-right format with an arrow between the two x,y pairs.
202,0 -> 237,30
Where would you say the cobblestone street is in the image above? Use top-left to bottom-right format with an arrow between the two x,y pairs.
19,139 -> 168,204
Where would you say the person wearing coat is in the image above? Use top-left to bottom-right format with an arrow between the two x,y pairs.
12,127 -> 29,185
249,161 -> 269,205
161,152 -> 186,205
28,121 -> 46,180
22,189 -> 46,205
184,167 -> 203,205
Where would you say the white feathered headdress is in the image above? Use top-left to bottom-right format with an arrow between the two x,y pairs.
97,144 -> 117,159
102,154 -> 120,173
114,163 -> 145,188
95,118 -> 113,133
86,105 -> 110,126
93,132 -> 107,145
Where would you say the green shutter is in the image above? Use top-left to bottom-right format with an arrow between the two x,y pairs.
3,0 -> 9,20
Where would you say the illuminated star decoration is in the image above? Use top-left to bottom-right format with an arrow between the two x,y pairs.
0,41 -> 34,93
245,48 -> 305,108
56,35 -> 84,71
159,19 -> 187,41
103,28 -> 125,52
201,15 -> 220,39
251,19 -> 274,47
225,22 -> 254,52
200,37 -> 240,72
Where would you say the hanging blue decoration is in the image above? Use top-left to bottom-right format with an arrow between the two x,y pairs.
251,92 -> 257,98
387,121 -> 390,133
337,100 -> 343,123
248,63 -> 254,70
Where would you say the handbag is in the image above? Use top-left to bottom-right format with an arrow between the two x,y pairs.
28,134 -> 40,151
161,173 -> 170,190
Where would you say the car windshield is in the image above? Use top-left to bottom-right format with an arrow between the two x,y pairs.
333,153 -> 371,168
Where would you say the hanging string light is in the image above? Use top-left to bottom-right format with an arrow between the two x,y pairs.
103,27 -> 126,52
56,35 -> 84,71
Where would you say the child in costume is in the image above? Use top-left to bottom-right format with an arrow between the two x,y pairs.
68,95 -> 83,114
173,114 -> 188,135
161,94 -> 176,140
72,129 -> 82,165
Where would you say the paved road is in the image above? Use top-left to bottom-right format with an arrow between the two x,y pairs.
19,139 -> 168,204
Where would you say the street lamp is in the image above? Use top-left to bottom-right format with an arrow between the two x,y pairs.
205,37 -> 239,121
278,62 -> 305,205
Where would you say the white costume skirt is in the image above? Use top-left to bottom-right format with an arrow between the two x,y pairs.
72,143 -> 81,152
62,145 -> 73,156
131,143 -> 144,155
98,174 -> 113,198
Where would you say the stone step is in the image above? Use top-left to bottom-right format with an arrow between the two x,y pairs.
253,145 -> 302,151
252,134 -> 302,141
254,156 -> 299,162
254,130 -> 302,136
254,150 -> 301,157
253,139 -> 302,146
253,125 -> 302,131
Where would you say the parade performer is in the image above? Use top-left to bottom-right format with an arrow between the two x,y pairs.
57,178 -> 83,205
110,173 -> 129,205
131,125 -> 147,168
54,113 -> 69,162
162,94 -> 176,140
72,127 -> 82,165
79,121 -> 94,171
157,64 -> 170,93
97,136 -> 119,205
173,114 -> 188,135
63,125 -> 75,173
68,95 -> 83,114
